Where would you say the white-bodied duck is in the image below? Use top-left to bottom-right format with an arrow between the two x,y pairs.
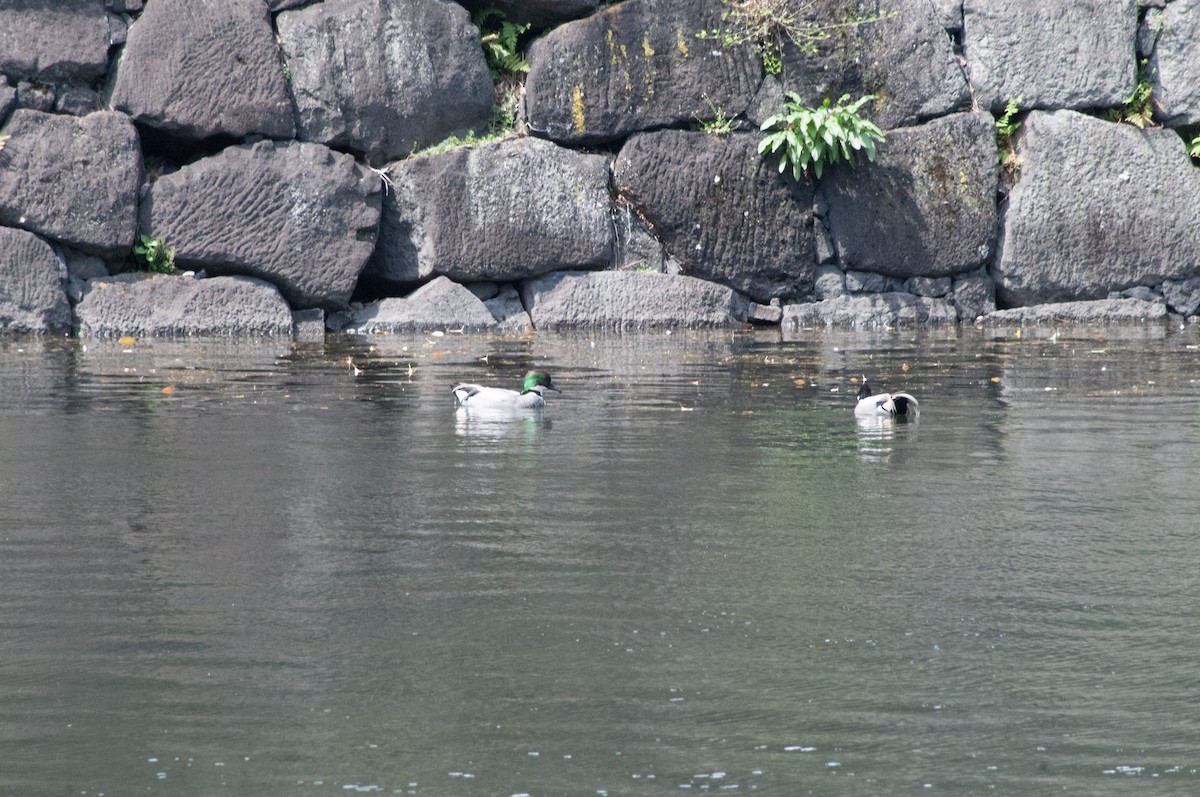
452,369 -> 561,410
855,376 -> 918,418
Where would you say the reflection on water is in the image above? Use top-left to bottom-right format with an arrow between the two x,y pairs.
853,413 -> 919,463
1,326 -> 1199,795
454,405 -> 551,440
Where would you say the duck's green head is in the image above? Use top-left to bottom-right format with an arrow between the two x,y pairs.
522,370 -> 560,394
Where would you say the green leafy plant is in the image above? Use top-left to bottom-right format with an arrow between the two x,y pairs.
1107,60 -> 1159,129
474,6 -> 530,80
758,92 -> 884,180
1190,134 -> 1200,160
132,234 -> 177,274
409,130 -> 486,159
695,93 -> 735,136
697,0 -> 892,76
995,95 -> 1023,174
472,7 -> 530,140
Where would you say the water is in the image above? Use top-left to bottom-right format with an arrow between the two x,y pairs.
1,325 -> 1198,795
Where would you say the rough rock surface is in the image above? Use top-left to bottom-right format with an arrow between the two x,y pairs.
75,273 -> 295,337
614,130 -> 816,302
140,141 -> 381,310
979,298 -> 1168,326
819,112 -> 998,278
778,0 -> 969,129
993,111 -> 1200,306
278,0 -> 493,164
931,0 -> 964,31
341,276 -> 499,334
1145,0 -> 1200,126
108,0 -> 294,142
484,285 -> 534,333
952,268 -> 997,322
0,228 -> 72,334
1161,277 -> 1200,318
963,0 -> 1137,112
0,0 -> 112,84
368,137 -> 611,285
0,77 -> 15,119
459,0 -> 600,24
520,271 -> 751,330
524,0 -> 760,145
0,110 -> 140,256
782,292 -> 958,328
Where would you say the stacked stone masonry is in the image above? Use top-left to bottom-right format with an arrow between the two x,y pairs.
1,0 -> 1198,336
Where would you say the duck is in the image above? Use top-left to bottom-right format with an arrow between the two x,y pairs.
855,377 -> 918,418
452,369 -> 561,410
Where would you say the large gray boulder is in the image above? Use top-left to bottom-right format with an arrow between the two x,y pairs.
108,0 -> 294,142
979,298 -> 1168,326
819,112 -> 998,279
367,137 -> 612,286
520,270 -> 751,330
993,111 -> 1200,306
777,0 -> 969,129
614,130 -> 816,302
340,276 -> 500,334
524,0 -> 760,146
0,0 -> 112,84
963,0 -> 1137,112
140,140 -> 382,310
782,292 -> 958,328
0,110 -> 140,256
278,0 -> 494,164
0,228 -> 72,335
1144,0 -> 1200,127
75,273 -> 294,337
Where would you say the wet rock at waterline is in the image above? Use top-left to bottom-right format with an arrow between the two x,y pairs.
782,292 -> 958,329
520,271 -> 752,330
0,110 -> 141,257
614,130 -> 817,303
367,137 -> 612,286
139,140 -> 382,310
1160,277 -> 1200,319
75,273 -> 294,337
335,276 -> 504,334
0,227 -> 73,335
978,298 -> 1169,327
109,0 -> 295,142
277,0 -> 493,164
950,268 -> 998,323
993,111 -> 1200,307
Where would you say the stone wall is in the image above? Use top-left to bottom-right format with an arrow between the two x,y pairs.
1,0 -> 1198,336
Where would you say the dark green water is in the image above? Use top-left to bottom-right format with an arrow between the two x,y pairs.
1,326 -> 1198,795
